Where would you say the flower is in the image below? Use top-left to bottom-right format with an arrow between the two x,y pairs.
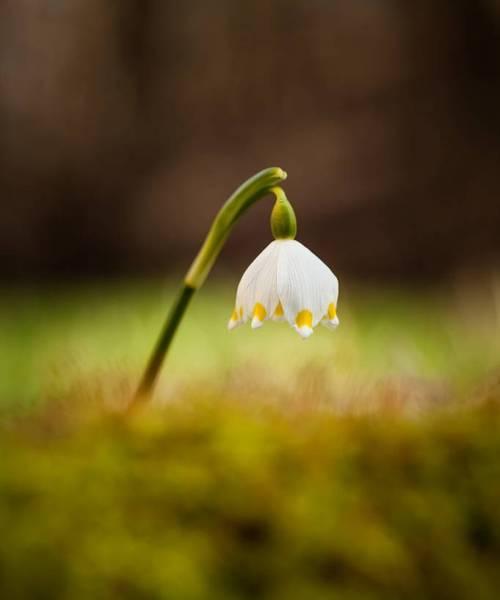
228,239 -> 339,338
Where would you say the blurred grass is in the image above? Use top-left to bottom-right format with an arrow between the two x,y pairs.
1,279 -> 500,598
1,278 -> 499,413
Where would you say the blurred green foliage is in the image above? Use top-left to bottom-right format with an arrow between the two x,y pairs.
1,280 -> 499,412
1,396 -> 500,599
1,280 -> 500,598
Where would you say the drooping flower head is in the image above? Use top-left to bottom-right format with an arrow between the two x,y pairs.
228,188 -> 339,338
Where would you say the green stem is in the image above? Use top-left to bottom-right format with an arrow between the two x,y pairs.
185,167 -> 287,288
132,167 -> 287,405
134,284 -> 195,401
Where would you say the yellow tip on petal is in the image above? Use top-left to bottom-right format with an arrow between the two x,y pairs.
251,303 -> 266,329
228,308 -> 240,330
273,302 -> 284,320
295,309 -> 313,329
252,302 -> 267,321
251,317 -> 264,329
295,309 -> 313,338
323,303 -> 339,329
327,303 -> 337,320
322,316 -> 339,330
295,325 -> 313,338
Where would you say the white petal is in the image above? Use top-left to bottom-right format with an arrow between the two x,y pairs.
227,306 -> 243,330
251,316 -> 264,329
277,240 -> 339,328
294,324 -> 314,338
234,241 -> 281,324
322,315 -> 340,330
227,317 -> 242,330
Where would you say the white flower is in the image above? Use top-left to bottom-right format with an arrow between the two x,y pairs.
228,240 -> 339,338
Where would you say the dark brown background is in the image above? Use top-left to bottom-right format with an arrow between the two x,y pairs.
1,0 -> 500,282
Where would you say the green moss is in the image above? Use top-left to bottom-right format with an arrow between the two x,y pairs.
1,395 -> 500,599
1,281 -> 500,596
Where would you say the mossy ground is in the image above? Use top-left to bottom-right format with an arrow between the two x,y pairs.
1,280 -> 500,598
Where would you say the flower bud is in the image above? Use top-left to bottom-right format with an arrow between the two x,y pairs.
270,187 -> 297,240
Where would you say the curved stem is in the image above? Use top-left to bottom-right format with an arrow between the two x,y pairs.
185,167 -> 287,288
132,167 -> 287,405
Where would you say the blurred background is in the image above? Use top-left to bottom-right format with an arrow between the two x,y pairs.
1,0 -> 500,283
3,6 -> 500,596
2,0 -> 500,409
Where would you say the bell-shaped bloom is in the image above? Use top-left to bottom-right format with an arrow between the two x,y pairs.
228,240 -> 339,338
